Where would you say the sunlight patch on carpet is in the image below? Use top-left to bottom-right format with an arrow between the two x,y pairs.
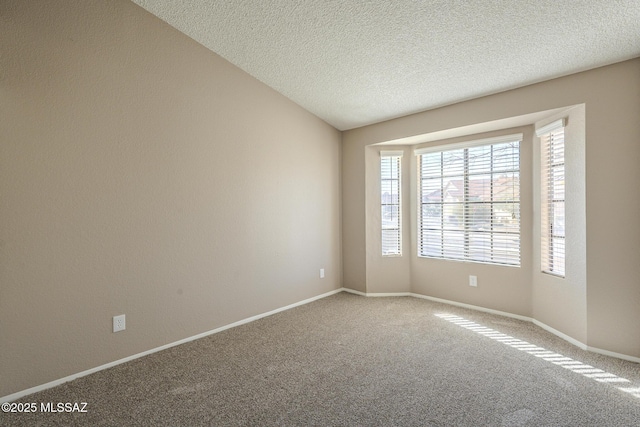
435,313 -> 640,399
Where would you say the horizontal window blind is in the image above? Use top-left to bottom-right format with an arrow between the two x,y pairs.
539,121 -> 566,276
381,152 -> 402,256
418,139 -> 521,266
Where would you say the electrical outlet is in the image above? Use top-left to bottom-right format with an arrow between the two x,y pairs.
469,275 -> 478,287
320,268 -> 325,279
113,314 -> 126,332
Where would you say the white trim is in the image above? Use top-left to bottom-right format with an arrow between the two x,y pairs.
532,319 -> 587,350
535,118 -> 566,137
365,292 -> 411,297
380,150 -> 404,157
407,292 -> 640,363
341,288 -> 410,298
1,288 -> 343,403
586,346 -> 640,364
349,290 -> 640,365
414,133 -> 523,155
341,287 -> 367,297
409,293 -> 532,322
6,288 -> 639,402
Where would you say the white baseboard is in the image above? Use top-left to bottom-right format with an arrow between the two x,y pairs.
586,345 -> 640,364
407,292 -> 640,364
341,287 -> 367,297
1,288 -> 343,403
410,293 -> 532,322
5,287 -> 638,403
366,292 -> 411,297
341,288 -> 411,298
531,318 -> 587,350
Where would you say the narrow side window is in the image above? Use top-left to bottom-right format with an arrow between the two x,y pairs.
380,151 -> 402,256
538,119 -> 566,277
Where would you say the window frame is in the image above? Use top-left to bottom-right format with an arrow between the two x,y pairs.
537,119 -> 566,277
415,134 -> 522,267
380,150 -> 403,257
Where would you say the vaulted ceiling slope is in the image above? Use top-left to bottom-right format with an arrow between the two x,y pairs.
132,1 -> 640,130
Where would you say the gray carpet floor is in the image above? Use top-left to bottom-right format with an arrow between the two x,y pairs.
2,292 -> 640,426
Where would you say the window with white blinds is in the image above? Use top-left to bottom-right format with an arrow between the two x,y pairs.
417,135 -> 521,266
381,151 -> 402,256
537,119 -> 566,277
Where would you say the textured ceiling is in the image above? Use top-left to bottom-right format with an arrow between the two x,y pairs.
132,0 -> 640,130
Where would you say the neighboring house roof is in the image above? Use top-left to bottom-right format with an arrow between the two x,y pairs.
423,177 -> 519,203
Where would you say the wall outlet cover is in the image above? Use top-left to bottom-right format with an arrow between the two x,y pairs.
469,276 -> 478,287
113,314 -> 126,332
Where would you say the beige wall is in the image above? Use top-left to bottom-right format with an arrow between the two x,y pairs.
364,146 -> 410,293
343,59 -> 640,358
0,0 -> 341,397
532,106 -> 587,344
3,0 -> 639,401
409,127 -> 534,317
342,137 -> 366,293
584,65 -> 640,357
